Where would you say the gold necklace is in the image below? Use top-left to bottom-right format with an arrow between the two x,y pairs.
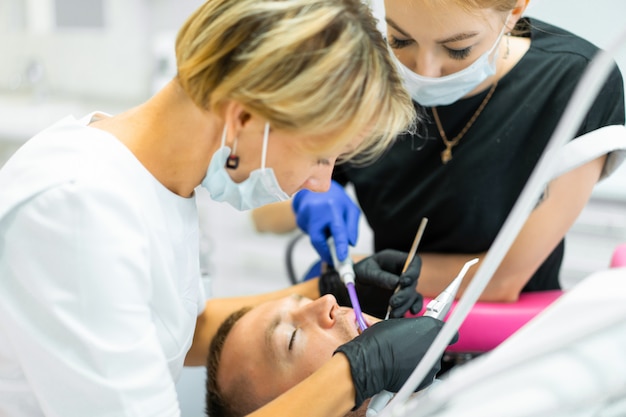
432,82 -> 498,164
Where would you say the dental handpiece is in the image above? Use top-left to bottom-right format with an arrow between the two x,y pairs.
423,257 -> 479,320
366,258 -> 479,417
327,237 -> 368,333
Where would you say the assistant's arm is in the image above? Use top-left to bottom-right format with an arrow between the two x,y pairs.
286,159 -> 607,303
417,154 -> 607,302
250,200 -> 296,233
281,154 -> 609,303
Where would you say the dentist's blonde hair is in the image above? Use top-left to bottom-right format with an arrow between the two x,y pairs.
175,0 -> 416,164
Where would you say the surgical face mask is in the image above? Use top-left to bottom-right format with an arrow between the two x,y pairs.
201,122 -> 290,211
395,22 -> 508,107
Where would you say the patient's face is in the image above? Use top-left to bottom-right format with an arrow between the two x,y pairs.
218,294 -> 378,404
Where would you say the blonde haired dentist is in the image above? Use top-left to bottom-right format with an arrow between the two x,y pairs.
0,1 -> 446,417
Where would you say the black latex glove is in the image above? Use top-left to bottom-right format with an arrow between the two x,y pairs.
335,316 -> 458,409
319,249 -> 423,319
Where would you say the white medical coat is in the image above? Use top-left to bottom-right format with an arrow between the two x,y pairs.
0,113 -> 205,416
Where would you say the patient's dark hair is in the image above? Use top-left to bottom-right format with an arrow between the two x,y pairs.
205,306 -> 253,417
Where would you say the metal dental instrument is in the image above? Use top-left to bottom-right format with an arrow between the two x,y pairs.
328,236 -> 368,333
423,257 -> 479,320
366,257 -> 479,417
384,217 -> 429,320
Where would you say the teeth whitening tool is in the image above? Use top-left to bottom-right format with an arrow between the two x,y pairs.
423,258 -> 479,320
328,237 -> 368,333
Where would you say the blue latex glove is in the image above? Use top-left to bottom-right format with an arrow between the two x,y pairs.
292,180 -> 360,264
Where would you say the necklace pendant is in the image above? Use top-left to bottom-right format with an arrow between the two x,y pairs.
441,147 -> 452,164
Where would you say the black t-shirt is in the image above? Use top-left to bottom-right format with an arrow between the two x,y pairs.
334,18 -> 625,292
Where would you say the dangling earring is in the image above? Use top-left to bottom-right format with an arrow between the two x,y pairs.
226,137 -> 240,169
503,32 -> 511,60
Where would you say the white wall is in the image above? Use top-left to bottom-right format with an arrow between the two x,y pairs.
0,0 -> 202,103
526,0 -> 626,97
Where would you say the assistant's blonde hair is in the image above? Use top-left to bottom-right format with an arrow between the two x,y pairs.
428,0 -> 527,34
176,0 -> 415,164
448,0 -> 519,12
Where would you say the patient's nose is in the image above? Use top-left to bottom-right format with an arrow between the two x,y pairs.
293,295 -> 336,329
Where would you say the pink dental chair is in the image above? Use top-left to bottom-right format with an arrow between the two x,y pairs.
405,242 -> 626,360
610,243 -> 626,268
407,290 -> 564,355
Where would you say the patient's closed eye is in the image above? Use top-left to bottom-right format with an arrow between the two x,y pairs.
288,328 -> 298,351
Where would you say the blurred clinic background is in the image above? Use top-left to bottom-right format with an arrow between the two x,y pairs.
1,1 -> 626,415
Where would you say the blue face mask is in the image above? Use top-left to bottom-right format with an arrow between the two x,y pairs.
201,122 -> 290,211
395,21 -> 508,107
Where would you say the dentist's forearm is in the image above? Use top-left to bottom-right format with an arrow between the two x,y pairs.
248,354 -> 355,417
